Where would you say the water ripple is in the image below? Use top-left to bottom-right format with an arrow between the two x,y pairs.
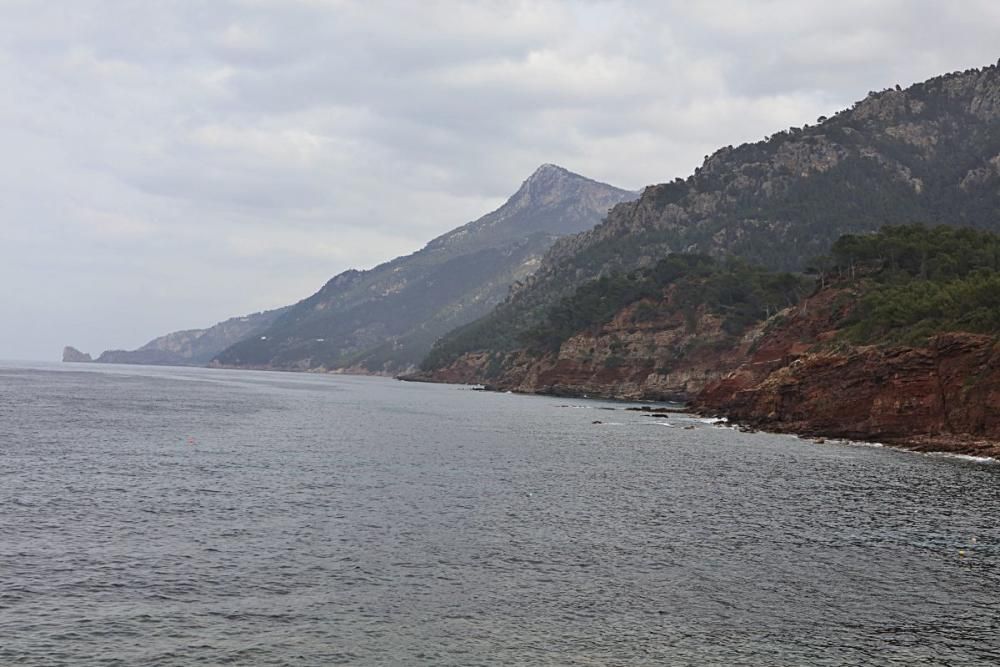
1,363 -> 997,665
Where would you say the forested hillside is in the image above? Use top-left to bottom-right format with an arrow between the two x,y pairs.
828,225 -> 1000,344
422,61 -> 1000,371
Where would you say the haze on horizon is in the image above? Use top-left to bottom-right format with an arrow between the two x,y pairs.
2,0 -> 999,361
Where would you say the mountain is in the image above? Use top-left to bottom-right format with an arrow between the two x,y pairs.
421,60 -> 1000,372
211,165 -> 636,373
66,307 -> 287,366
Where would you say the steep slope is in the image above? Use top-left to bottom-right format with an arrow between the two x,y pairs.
213,165 -> 635,373
413,254 -> 811,399
67,307 -> 288,366
423,61 -> 1000,371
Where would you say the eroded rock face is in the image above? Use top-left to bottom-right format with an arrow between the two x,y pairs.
418,277 -> 1000,457
697,334 -> 1000,457
508,306 -> 739,401
694,289 -> 1000,457
417,286 -> 757,401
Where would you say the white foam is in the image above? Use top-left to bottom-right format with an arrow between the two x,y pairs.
828,439 -> 996,463
925,452 -> 998,464
840,440 -> 885,449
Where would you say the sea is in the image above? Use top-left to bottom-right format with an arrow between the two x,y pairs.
1,362 -> 998,666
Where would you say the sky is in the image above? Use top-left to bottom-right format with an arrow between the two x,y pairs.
1,1 -> 999,360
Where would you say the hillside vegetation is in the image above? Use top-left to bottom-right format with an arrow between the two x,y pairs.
422,255 -> 810,370
422,62 -> 1000,371
828,225 -> 1000,344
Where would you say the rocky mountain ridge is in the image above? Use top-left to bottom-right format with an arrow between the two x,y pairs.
423,61 -> 1000,371
212,165 -> 635,374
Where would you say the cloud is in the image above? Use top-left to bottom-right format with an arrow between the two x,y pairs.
1,0 -> 999,359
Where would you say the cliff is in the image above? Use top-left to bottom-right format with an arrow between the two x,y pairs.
213,165 -> 635,374
412,255 -> 810,399
690,228 -> 1000,455
696,322 -> 1000,459
426,297 -> 759,401
414,226 -> 1000,457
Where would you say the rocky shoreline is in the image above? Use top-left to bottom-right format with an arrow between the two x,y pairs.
408,281 -> 999,460
407,378 -> 1000,460
692,330 -> 1000,461
690,409 -> 1000,461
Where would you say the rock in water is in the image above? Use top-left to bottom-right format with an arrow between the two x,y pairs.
62,346 -> 92,363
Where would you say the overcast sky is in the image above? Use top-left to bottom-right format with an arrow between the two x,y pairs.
2,1 -> 998,360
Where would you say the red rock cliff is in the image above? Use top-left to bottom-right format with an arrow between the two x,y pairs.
419,279 -> 1000,457
420,285 -> 756,401
695,288 -> 1000,458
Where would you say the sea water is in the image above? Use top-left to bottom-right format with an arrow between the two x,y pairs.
1,362 -> 997,665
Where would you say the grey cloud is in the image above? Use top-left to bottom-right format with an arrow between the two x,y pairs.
1,0 -> 999,359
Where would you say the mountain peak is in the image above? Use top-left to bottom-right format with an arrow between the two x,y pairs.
529,163 -> 567,177
523,163 -> 576,187
213,164 -> 635,375
421,164 -> 635,257
516,163 -> 616,201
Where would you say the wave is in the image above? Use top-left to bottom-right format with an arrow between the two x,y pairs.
925,452 -> 998,464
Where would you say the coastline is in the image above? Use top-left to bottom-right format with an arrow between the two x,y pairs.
691,408 -> 1000,462
410,375 -> 1000,462
71,359 -> 1000,461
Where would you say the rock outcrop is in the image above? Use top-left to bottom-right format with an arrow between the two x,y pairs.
420,282 -> 999,457
423,295 -> 753,401
415,224 -> 1000,458
695,312 -> 1000,459
62,346 -> 92,363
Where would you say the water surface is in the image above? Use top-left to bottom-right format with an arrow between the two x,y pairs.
1,362 -> 997,665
